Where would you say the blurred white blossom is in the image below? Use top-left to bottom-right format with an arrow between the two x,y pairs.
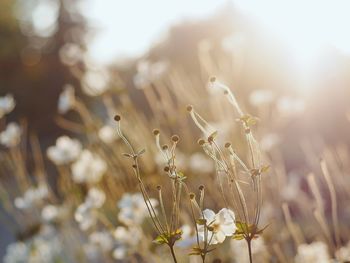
3,242 -> 29,263
3,225 -> 62,263
197,208 -> 236,245
189,152 -> 213,173
336,241 -> 350,262
0,94 -> 15,118
14,183 -> 48,210
113,226 -> 142,260
82,70 -> 110,96
118,193 -> 158,226
86,187 -> 106,208
249,89 -> 275,107
114,226 -> 141,246
89,231 -> 114,252
41,204 -> 60,222
0,122 -> 21,147
47,136 -> 82,165
58,84 -> 75,114
72,150 -> 107,184
98,125 -> 118,144
295,242 -> 331,263
75,188 -> 105,231
113,246 -> 127,260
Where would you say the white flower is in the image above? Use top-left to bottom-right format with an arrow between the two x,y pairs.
114,226 -> 141,247
336,241 -> 350,261
98,125 -> 118,144
89,231 -> 114,252
113,246 -> 127,260
86,187 -> 106,208
118,193 -> 158,226
41,205 -> 59,222
0,122 -> 21,147
0,94 -> 15,118
231,238 -> 268,263
189,152 -> 213,173
249,89 -> 275,107
81,70 -> 110,96
75,203 -> 96,231
3,242 -> 29,263
197,208 -> 236,245
58,84 -> 75,114
75,188 -> 106,231
71,150 -> 107,184
47,136 -> 82,165
295,242 -> 331,263
14,184 -> 48,210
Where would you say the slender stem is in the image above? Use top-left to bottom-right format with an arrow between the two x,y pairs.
169,245 -> 178,263
247,238 -> 253,263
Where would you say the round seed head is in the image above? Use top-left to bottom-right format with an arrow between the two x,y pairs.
224,142 -> 231,148
153,129 -> 160,136
199,185 -> 204,191
162,144 -> 168,150
164,166 -> 170,172
198,138 -> 205,146
189,193 -> 195,199
209,76 -> 216,83
186,105 -> 193,112
156,185 -> 161,191
114,115 -> 121,122
171,135 -> 179,143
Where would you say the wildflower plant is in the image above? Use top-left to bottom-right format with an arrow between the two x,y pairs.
187,77 -> 270,263
114,115 -> 186,262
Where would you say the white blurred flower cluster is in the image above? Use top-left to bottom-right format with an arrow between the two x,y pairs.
4,225 -> 62,263
14,183 -> 48,210
0,122 -> 21,148
0,94 -> 15,118
72,150 -> 107,184
58,84 -> 75,114
117,192 -> 158,226
75,187 -> 106,231
295,242 -> 331,263
47,136 -> 82,165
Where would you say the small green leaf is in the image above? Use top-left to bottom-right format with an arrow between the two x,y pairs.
260,165 -> 270,173
153,234 -> 168,245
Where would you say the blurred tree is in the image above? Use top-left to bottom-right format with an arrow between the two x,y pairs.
0,0 -> 87,136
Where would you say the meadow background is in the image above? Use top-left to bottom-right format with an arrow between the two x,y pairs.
1,0 -> 350,262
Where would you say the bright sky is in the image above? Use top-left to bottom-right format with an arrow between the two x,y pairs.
82,0 -> 350,65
